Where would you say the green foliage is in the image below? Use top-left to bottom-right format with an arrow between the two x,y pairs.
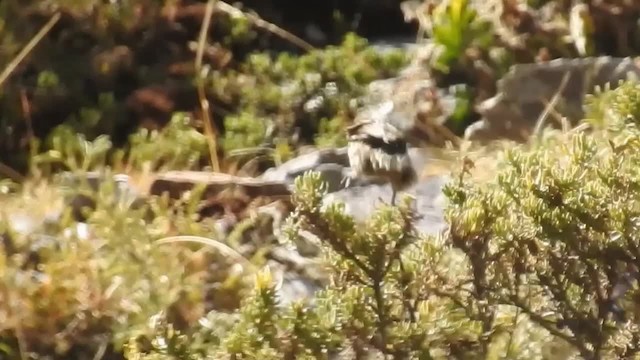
126,112 -> 209,171
281,172 -> 552,359
36,70 -> 60,89
222,112 -> 269,153
32,125 -> 113,173
447,84 -> 474,133
315,116 -> 349,148
213,33 -> 409,155
443,127 -> 640,358
0,173 -> 232,359
585,79 -> 640,131
62,92 -> 122,137
29,112 -> 208,175
427,0 -> 494,73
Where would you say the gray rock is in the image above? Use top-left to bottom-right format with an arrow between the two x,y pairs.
467,57 -> 640,142
277,272 -> 323,307
323,174 -> 449,236
369,35 -> 423,54
265,257 -> 323,307
261,147 -> 349,178
261,147 -> 376,192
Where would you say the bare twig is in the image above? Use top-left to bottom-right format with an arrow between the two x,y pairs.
0,13 -> 58,182
508,295 -> 588,356
2,283 -> 28,360
91,338 -> 109,360
216,1 -> 314,52
503,307 -> 521,358
372,279 -> 390,354
193,0 -> 315,173
155,235 -> 257,271
0,13 -> 61,88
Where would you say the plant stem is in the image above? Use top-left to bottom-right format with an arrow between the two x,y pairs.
195,0 -> 220,172
373,278 -> 390,355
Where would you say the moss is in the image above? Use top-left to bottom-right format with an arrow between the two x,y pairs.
314,116 -> 348,148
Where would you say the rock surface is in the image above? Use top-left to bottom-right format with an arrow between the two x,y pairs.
466,57 -> 640,142
323,174 -> 449,236
261,145 -> 449,236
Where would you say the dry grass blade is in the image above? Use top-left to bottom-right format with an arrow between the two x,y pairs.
196,0 -> 221,173
91,338 -> 108,360
194,0 -> 315,173
216,1 -> 315,52
155,235 -> 257,271
0,13 -> 61,87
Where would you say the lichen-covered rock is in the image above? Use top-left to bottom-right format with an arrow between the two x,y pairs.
466,57 -> 640,142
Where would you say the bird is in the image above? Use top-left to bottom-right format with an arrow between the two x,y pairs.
345,99 -> 418,206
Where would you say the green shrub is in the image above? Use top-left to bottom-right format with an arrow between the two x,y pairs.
125,80 -> 640,360
125,112 -> 209,171
427,0 -> 494,74
0,175 -> 231,359
213,33 -> 409,157
444,130 -> 640,358
29,112 -> 209,175
585,80 -> 640,132
222,111 -> 269,154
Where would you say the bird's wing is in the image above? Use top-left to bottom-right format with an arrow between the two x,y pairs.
348,100 -> 404,141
